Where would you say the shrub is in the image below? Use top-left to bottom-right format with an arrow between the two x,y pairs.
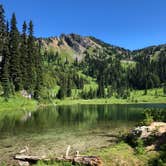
141,110 -> 153,126
135,139 -> 145,155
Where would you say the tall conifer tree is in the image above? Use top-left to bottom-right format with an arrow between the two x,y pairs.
9,13 -> 22,91
20,21 -> 28,89
34,40 -> 43,100
27,20 -> 36,93
0,4 -> 6,79
1,20 -> 11,100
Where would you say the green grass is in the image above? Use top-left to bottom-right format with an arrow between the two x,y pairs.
54,88 -> 166,105
121,60 -> 136,69
0,93 -> 37,112
0,88 -> 165,111
77,71 -> 97,85
86,142 -> 159,166
34,161 -> 74,166
32,142 -> 159,166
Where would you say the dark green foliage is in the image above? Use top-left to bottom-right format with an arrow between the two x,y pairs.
0,5 -> 11,100
0,5 -> 5,33
9,13 -> 22,91
20,21 -> 28,89
148,142 -> 166,165
135,139 -> 145,155
1,30 -> 10,100
141,109 -> 154,126
34,41 -> 43,100
163,83 -> 166,95
107,86 -> 113,97
57,86 -> 66,99
81,88 -> 97,99
0,4 -> 6,79
26,20 -> 36,92
0,6 -> 43,100
66,77 -> 72,97
141,108 -> 166,126
158,51 -> 166,83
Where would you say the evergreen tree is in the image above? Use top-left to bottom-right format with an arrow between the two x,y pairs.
57,86 -> 65,99
163,83 -> 166,96
0,4 -> 6,79
1,23 -> 10,100
34,41 -> 43,100
0,4 -> 5,33
9,13 -> 22,91
66,77 -> 72,97
97,77 -> 105,98
27,20 -> 36,93
20,21 -> 28,89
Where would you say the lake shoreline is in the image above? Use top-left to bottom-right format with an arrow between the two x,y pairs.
0,95 -> 166,112
53,99 -> 166,106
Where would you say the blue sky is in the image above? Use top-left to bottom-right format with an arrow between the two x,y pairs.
0,0 -> 166,50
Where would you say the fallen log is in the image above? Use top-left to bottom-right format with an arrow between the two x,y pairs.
14,154 -> 103,166
14,145 -> 103,166
14,154 -> 47,162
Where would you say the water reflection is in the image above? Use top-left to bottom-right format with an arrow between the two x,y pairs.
0,104 -> 165,137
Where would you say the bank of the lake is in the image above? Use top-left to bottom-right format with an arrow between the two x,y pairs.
0,88 -> 165,111
54,97 -> 166,106
53,88 -> 166,105
54,88 -> 166,105
0,94 -> 37,112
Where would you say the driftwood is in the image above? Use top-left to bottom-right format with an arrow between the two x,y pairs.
14,155 -> 102,166
14,154 -> 48,162
55,156 -> 103,166
14,146 -> 103,166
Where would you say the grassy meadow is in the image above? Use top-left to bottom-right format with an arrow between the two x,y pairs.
33,142 -> 159,166
0,88 -> 165,111
0,93 -> 37,112
54,88 -> 166,106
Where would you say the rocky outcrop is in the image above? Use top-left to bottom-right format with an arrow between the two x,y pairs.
129,122 -> 166,150
131,122 -> 166,139
39,33 -> 131,62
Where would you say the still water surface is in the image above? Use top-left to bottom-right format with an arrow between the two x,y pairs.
0,104 -> 165,162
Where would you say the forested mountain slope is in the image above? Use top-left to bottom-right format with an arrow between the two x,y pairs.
39,33 -> 166,99
132,44 -> 166,61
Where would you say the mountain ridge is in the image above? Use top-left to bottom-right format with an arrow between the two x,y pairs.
39,33 -> 166,61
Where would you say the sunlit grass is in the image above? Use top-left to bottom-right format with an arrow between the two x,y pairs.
87,142 -> 159,166
0,93 -> 37,112
32,142 -> 159,166
54,88 -> 166,105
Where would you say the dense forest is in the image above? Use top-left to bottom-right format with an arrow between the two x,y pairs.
0,4 -> 166,101
0,5 -> 43,100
